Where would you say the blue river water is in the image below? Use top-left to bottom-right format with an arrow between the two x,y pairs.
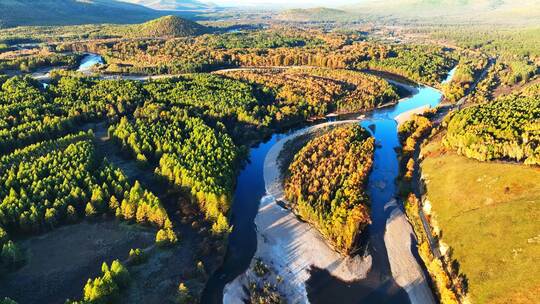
77,53 -> 104,71
361,83 -> 449,233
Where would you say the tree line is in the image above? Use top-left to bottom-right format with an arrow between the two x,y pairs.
398,112 -> 434,190
443,54 -> 488,103
430,26 -> 539,86
444,84 -> 540,165
0,51 -> 82,73
66,260 -> 130,304
357,44 -> 457,86
221,67 -> 398,119
0,131 -> 172,253
109,110 -> 237,236
58,30 -> 456,86
0,75 -> 146,154
142,74 -> 273,143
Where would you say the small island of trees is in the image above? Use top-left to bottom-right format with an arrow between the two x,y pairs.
284,124 -> 374,254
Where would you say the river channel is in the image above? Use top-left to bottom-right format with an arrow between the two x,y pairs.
202,67 -> 456,304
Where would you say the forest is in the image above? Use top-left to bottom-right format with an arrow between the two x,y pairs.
428,26 -> 539,91
444,84 -> 540,165
466,62 -> 504,104
442,54 -> 488,103
200,30 -> 325,49
356,44 -> 457,85
43,27 -> 458,86
221,68 -> 398,117
0,131 -> 171,274
284,124 -> 374,254
141,74 -> 274,143
0,72 -> 257,299
0,75 -> 146,153
0,73 -> 258,153
398,112 -> 433,190
110,113 -> 237,235
0,51 -> 82,73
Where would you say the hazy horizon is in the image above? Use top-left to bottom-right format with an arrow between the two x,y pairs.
208,0 -> 363,8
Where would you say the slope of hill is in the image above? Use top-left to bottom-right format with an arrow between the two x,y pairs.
0,0 -> 163,28
120,0 -> 215,11
136,15 -> 209,37
276,7 -> 351,22
351,0 -> 540,23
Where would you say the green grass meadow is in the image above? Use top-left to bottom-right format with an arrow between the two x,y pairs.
421,138 -> 540,304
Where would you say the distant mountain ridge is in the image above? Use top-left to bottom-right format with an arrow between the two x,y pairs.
277,7 -> 350,21
352,0 -> 540,21
0,0 -> 163,28
267,0 -> 540,24
120,0 -> 216,11
356,0 -> 510,11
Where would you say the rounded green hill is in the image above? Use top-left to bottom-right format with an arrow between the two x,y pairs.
137,15 -> 208,38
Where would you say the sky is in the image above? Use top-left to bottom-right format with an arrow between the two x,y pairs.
209,0 -> 362,8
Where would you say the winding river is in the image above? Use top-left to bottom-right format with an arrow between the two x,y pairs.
30,53 -> 104,84
202,68 -> 456,304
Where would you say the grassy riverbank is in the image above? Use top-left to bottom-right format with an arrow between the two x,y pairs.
420,136 -> 540,304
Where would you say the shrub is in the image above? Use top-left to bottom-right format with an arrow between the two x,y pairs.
156,228 -> 178,246
128,248 -> 147,265
82,260 -> 130,303
176,283 -> 193,304
1,241 -> 24,269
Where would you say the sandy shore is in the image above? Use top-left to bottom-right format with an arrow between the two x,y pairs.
224,117 -> 436,304
394,104 -> 432,126
384,199 -> 436,304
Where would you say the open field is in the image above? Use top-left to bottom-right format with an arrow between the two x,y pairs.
421,137 -> 540,304
125,228 -> 215,304
0,221 -> 155,303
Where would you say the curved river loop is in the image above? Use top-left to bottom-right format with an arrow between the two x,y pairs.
202,66 -> 456,304
35,53 -> 456,304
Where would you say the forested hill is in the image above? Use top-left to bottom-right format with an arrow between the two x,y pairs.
137,15 -> 209,37
0,0 -> 164,28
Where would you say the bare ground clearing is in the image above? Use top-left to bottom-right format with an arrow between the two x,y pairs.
0,221 -> 155,304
